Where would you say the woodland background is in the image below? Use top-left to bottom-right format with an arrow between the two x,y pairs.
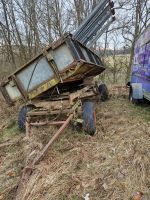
0,0 -> 150,83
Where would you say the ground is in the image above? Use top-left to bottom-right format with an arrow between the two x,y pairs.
0,86 -> 150,200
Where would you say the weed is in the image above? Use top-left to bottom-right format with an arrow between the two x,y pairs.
0,123 -> 20,143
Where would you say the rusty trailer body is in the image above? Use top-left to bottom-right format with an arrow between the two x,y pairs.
0,0 -> 116,106
0,1 -> 115,184
0,0 -> 115,140
0,33 -> 105,106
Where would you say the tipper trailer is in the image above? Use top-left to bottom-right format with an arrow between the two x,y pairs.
0,0 -> 115,140
0,1 -> 116,183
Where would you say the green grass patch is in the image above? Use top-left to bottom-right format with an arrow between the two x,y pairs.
0,123 -> 21,143
128,100 -> 150,121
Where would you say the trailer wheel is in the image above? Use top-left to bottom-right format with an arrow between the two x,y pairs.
98,83 -> 109,101
82,101 -> 96,136
129,88 -> 139,104
18,105 -> 36,131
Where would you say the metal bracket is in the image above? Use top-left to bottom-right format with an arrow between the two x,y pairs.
43,50 -> 63,82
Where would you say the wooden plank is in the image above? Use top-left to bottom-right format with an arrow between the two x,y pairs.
27,110 -> 48,116
35,99 -> 70,111
30,121 -> 65,126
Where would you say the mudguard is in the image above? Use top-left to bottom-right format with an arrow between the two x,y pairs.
130,83 -> 143,99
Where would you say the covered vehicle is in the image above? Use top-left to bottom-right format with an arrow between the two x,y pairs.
129,24 -> 150,103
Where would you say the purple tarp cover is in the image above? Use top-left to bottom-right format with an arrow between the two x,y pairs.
132,25 -> 150,75
131,24 -> 150,92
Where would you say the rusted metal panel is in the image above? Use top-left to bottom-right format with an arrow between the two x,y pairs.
52,43 -> 74,70
28,78 -> 59,99
0,84 -> 14,105
5,81 -> 21,100
12,75 -> 28,101
16,57 -> 54,92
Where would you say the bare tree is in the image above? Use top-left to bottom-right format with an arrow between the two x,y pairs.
119,0 -> 150,81
1,0 -> 16,69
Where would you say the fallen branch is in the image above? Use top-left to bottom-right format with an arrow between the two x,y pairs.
0,123 -> 7,131
0,140 -> 13,148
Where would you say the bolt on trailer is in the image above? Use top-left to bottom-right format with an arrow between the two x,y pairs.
128,24 -> 150,103
0,0 -> 115,138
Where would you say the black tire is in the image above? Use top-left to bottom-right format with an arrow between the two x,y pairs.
98,83 -> 109,101
18,105 -> 36,131
82,101 -> 96,136
129,88 -> 139,104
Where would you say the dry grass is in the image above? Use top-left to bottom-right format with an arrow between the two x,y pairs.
0,86 -> 150,200
0,95 -> 26,200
